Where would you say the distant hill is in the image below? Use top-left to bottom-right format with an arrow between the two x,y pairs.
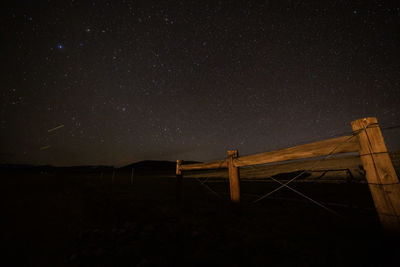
4,152 -> 397,179
0,160 -> 203,174
119,160 -> 200,173
0,164 -> 113,173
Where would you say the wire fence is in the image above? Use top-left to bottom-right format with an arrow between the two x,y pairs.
182,123 -> 400,218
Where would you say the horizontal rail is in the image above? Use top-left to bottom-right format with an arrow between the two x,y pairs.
233,135 -> 359,167
179,136 -> 359,172
183,155 -> 362,179
180,159 -> 228,171
238,155 -> 362,178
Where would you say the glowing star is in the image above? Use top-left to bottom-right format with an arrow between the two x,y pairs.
57,43 -> 64,49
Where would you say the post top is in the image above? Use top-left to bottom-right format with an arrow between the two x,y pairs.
227,150 -> 238,157
351,117 -> 378,130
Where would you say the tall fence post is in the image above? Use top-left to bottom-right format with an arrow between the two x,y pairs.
351,117 -> 400,233
227,150 -> 240,203
176,160 -> 183,203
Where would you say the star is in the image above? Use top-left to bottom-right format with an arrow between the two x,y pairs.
2,0 -> 399,167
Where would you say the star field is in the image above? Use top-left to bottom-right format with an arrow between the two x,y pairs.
1,0 -> 400,166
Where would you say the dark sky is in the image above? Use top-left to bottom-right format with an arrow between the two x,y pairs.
1,0 -> 400,166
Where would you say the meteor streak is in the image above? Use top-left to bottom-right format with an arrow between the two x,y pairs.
48,124 -> 64,132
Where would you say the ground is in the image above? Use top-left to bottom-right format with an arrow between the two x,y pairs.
1,169 -> 399,266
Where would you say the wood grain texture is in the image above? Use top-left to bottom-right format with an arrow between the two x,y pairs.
233,135 -> 359,167
180,160 -> 228,171
228,150 -> 240,203
176,160 -> 182,175
182,155 -> 364,180
351,117 -> 400,233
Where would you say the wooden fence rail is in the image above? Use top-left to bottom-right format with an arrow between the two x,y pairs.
180,159 -> 227,171
176,117 -> 400,234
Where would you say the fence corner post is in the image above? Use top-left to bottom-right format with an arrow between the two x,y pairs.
351,117 -> 400,234
176,160 -> 183,203
227,150 -> 240,203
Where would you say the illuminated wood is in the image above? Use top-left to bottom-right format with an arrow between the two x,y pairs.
239,155 -> 362,179
180,160 -> 228,171
176,160 -> 182,175
234,135 -> 359,167
351,117 -> 400,233
228,150 -> 240,203
177,117 -> 399,234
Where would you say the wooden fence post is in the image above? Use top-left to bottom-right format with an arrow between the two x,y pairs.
176,160 -> 183,203
351,117 -> 400,233
228,150 -> 240,203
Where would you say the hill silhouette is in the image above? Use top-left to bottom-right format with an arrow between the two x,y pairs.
119,160 -> 200,173
0,164 -> 113,173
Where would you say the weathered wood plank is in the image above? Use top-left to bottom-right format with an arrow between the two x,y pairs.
183,155 -> 364,180
233,135 -> 359,167
239,155 -> 363,179
180,160 -> 228,171
351,117 -> 400,233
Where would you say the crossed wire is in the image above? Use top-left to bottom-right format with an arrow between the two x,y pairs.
195,177 -> 225,199
234,134 -> 358,217
252,166 -> 341,216
193,135 -> 355,214
193,134 -> 356,214
244,123 -> 400,215
193,156 -> 229,200
236,162 -> 343,217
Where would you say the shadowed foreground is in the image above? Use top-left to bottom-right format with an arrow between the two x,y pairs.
1,169 -> 399,266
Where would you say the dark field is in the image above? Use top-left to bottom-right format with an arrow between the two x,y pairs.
1,169 -> 399,266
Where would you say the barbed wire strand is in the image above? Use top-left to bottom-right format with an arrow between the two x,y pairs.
194,177 -> 224,199
267,174 -> 342,217
282,123 -> 400,151
236,157 -> 343,216
250,134 -> 356,204
191,155 -> 230,200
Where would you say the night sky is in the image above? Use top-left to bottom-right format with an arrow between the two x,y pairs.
2,1 -> 400,166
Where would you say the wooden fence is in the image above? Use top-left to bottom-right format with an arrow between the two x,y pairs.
176,117 -> 400,234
